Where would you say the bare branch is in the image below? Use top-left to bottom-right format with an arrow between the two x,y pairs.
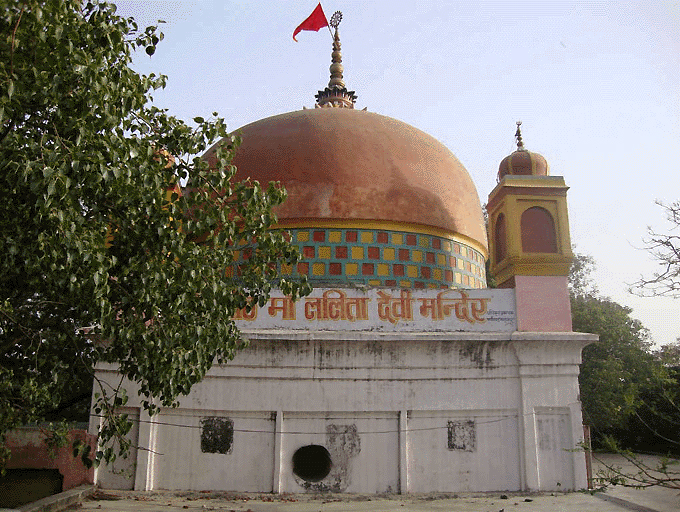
631,201 -> 680,297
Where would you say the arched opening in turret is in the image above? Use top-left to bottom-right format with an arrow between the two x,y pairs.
494,213 -> 507,264
521,207 -> 557,253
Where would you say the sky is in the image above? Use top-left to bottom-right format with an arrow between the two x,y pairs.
114,0 -> 679,348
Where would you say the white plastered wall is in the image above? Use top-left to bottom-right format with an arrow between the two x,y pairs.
91,330 -> 594,493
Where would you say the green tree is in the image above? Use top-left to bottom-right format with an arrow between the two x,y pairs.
568,251 -> 598,299
572,294 -> 654,434
0,0 -> 309,468
655,338 -> 680,367
570,253 -> 654,434
570,254 -> 680,488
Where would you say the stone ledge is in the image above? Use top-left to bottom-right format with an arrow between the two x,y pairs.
16,484 -> 95,512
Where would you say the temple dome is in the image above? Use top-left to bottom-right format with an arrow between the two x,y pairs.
497,122 -> 549,180
498,149 -> 549,180
204,107 -> 488,289
207,108 -> 486,246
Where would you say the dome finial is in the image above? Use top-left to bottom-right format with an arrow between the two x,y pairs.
498,121 -> 550,180
328,13 -> 345,89
315,11 -> 358,108
515,121 -> 526,151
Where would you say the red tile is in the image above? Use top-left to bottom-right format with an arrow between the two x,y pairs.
329,262 -> 342,275
406,234 -> 417,246
377,232 -> 389,243
362,263 -> 374,275
345,231 -> 357,242
313,230 -> 326,242
399,249 -> 410,261
297,262 -> 309,275
454,243 -> 461,254
421,266 -> 431,279
385,279 -> 397,287
445,269 -> 453,282
432,238 -> 441,250
426,252 -> 435,264
393,264 -> 404,276
463,274 -> 470,285
303,246 -> 315,258
414,281 -> 425,289
368,246 -> 380,259
335,246 -> 348,259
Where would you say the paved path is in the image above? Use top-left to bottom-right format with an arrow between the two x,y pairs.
33,454 -> 680,512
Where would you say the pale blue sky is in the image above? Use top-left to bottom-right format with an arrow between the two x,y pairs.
115,0 -> 679,347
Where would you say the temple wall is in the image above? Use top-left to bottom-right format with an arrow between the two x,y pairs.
91,328 -> 594,493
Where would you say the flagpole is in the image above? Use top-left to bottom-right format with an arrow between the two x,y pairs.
321,2 -> 334,39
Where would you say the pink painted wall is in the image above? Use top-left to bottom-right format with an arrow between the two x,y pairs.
6,428 -> 96,490
514,275 -> 572,332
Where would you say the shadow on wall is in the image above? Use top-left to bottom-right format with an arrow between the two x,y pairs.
0,468 -> 63,509
1,427 -> 96,508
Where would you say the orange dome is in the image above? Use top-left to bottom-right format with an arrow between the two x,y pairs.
498,149 -> 549,180
206,108 -> 487,248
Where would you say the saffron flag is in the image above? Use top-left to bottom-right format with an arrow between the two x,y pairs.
293,3 -> 329,41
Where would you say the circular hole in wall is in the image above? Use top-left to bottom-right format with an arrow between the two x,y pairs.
292,445 -> 332,482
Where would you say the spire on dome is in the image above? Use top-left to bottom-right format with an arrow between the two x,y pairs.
315,11 -> 357,108
515,121 -> 526,151
498,121 -> 550,181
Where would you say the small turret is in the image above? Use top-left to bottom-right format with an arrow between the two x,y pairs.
486,123 -> 573,331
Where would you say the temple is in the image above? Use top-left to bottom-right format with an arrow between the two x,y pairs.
91,21 -> 596,493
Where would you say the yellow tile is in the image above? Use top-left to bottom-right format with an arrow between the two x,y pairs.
419,235 -> 430,247
318,246 -> 331,259
368,279 -> 381,286
442,240 -> 451,252
377,263 -> 389,276
433,268 -> 442,280
412,250 -> 422,262
297,231 -> 309,242
329,231 -> 342,243
312,263 -> 325,276
346,263 -> 358,275
391,233 -> 403,245
225,266 -> 234,278
455,273 -> 462,284
458,259 -> 464,269
280,263 -> 292,275
400,280 -> 412,288
437,253 -> 446,266
407,265 -> 418,278
383,247 -> 395,260
233,250 -> 241,261
351,246 -> 364,260
427,283 -> 437,289
360,231 -> 373,243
